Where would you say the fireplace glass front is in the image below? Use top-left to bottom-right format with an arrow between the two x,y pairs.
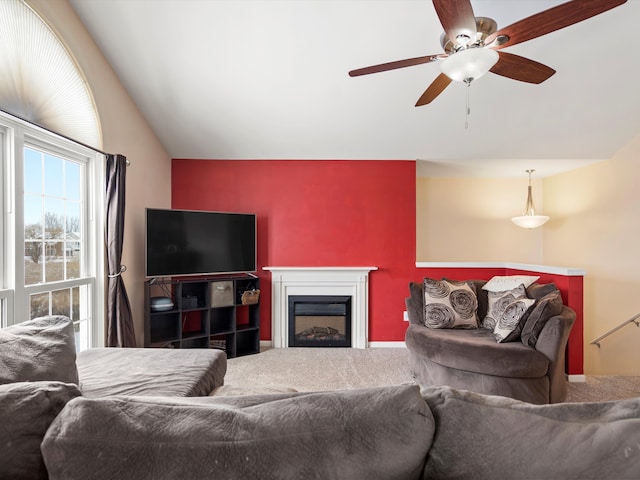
288,295 -> 351,347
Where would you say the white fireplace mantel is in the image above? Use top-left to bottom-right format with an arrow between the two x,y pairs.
263,267 -> 378,348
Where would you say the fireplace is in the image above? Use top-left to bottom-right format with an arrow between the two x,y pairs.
288,295 -> 351,347
263,266 -> 377,348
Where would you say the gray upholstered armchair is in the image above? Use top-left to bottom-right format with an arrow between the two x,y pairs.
405,280 -> 575,404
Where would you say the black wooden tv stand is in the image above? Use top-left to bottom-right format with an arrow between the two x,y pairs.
144,274 -> 260,357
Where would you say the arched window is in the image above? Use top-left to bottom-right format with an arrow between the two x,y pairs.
0,0 -> 104,349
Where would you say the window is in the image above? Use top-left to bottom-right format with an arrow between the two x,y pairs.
0,111 -> 104,350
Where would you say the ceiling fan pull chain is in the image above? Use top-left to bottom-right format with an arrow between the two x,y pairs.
464,79 -> 471,129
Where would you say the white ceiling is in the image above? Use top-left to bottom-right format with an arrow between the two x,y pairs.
69,0 -> 640,177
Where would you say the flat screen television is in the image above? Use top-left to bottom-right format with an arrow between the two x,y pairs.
145,208 -> 256,277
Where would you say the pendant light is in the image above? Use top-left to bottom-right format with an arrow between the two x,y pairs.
511,169 -> 549,229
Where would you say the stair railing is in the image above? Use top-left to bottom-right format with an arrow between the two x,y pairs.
590,313 -> 640,347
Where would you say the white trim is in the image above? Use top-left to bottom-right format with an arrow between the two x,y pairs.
368,341 -> 406,348
263,266 -> 377,349
265,266 -> 378,272
0,111 -> 104,347
416,262 -> 585,276
0,289 -> 13,328
259,340 -> 273,349
568,374 -> 586,383
89,152 -> 105,347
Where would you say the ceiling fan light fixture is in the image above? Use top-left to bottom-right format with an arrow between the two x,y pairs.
455,33 -> 472,46
511,169 -> 550,229
440,47 -> 499,82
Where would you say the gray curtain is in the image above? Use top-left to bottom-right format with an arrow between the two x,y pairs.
105,154 -> 136,347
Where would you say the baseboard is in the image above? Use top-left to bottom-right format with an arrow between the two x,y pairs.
568,374 -> 586,383
259,340 -> 405,348
368,341 -> 406,348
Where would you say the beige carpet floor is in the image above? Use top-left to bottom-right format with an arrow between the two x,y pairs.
224,347 -> 640,403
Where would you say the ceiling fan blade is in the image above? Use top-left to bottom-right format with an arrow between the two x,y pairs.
415,73 -> 452,106
486,0 -> 627,50
432,0 -> 477,45
348,55 -> 441,77
490,52 -> 556,84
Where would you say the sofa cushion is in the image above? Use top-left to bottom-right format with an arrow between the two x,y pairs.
0,315 -> 78,385
0,381 -> 81,480
469,279 -> 489,319
526,282 -> 559,300
77,347 -> 227,397
494,297 -> 536,343
42,385 -> 435,480
482,284 -> 527,330
423,278 -> 478,329
405,324 -> 549,378
421,385 -> 640,480
521,290 -> 564,347
210,384 -> 298,396
482,275 -> 539,292
501,282 -> 560,344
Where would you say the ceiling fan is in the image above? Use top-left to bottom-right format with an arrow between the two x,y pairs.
349,0 -> 627,107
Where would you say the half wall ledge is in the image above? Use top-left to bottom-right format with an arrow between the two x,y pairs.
415,262 -> 585,276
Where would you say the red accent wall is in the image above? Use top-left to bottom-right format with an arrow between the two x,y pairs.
171,159 -> 417,342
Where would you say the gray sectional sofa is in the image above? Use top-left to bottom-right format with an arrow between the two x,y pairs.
405,278 -> 576,404
0,315 -> 226,479
2,315 -> 640,480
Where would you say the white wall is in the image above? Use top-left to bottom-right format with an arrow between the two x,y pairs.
417,175 -> 544,264
544,133 -> 640,375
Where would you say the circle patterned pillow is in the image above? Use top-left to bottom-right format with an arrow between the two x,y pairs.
422,278 -> 478,329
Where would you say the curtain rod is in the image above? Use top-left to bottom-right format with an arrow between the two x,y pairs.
0,108 -> 129,165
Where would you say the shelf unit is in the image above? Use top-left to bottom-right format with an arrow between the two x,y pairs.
144,274 -> 260,357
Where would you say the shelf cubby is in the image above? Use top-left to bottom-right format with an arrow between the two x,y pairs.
236,328 -> 260,357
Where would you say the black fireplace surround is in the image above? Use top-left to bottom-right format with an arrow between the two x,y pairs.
288,295 -> 351,347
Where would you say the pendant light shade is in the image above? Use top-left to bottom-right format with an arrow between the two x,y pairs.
511,170 -> 549,229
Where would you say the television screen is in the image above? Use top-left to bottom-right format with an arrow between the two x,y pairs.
145,208 -> 256,277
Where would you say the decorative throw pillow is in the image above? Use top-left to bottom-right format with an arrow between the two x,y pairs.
526,282 -> 559,301
0,315 -> 78,385
423,278 -> 478,329
494,297 -> 536,343
521,291 -> 564,347
482,275 -> 540,293
0,381 -> 81,480
482,284 -> 527,330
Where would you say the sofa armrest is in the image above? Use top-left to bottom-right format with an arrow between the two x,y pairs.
534,306 -> 575,361
534,306 -> 576,403
405,282 -> 424,325
405,297 -> 423,325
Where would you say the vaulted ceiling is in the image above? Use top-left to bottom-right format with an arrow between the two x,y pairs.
69,0 -> 640,177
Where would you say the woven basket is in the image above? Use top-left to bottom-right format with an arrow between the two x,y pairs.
241,289 -> 260,305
